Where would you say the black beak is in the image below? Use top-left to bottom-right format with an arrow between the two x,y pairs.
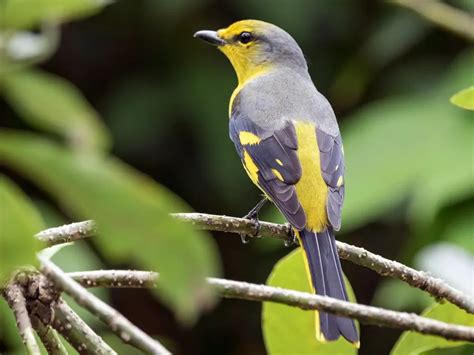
193,30 -> 226,46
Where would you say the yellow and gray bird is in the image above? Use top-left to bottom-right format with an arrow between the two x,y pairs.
194,20 -> 359,345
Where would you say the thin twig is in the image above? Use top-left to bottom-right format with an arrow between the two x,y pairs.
3,282 -> 41,355
172,213 -> 474,314
35,215 -> 474,314
52,299 -> 116,354
392,0 -> 474,41
35,220 -> 96,247
67,270 -> 474,342
39,257 -> 171,355
31,316 -> 68,355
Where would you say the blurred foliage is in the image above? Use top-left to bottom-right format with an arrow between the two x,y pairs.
2,68 -> 110,151
263,248 -> 358,355
391,302 -> 474,355
341,51 -> 473,234
0,131 -> 220,322
450,86 -> 474,110
0,176 -> 42,283
0,0 -> 473,354
0,0 -> 220,331
0,0 -> 107,29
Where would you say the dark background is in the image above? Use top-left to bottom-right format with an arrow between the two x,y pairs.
1,1 -> 473,354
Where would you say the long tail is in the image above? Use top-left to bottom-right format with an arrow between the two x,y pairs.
296,227 -> 359,345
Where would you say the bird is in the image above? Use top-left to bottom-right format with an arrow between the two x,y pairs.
194,20 -> 359,346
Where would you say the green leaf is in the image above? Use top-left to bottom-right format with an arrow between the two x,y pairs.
262,248 -> 358,355
0,131 -> 221,323
450,86 -> 474,110
1,68 -> 110,152
0,176 -> 43,285
391,302 -> 474,355
0,0 -> 109,29
0,295 -> 23,350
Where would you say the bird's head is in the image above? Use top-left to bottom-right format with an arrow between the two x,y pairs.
194,20 -> 307,84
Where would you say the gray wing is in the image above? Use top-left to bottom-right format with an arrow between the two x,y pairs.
316,128 -> 345,231
229,110 -> 307,230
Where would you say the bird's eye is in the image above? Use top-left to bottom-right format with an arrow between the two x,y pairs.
239,31 -> 253,44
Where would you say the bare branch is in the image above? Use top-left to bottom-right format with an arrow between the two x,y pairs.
35,220 -> 96,247
39,257 -> 171,355
392,0 -> 474,41
173,213 -> 474,314
67,270 -> 474,342
3,282 -> 41,355
35,215 -> 474,314
31,316 -> 68,355
52,299 -> 116,354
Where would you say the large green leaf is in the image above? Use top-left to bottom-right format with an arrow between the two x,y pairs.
1,68 -> 110,152
262,248 -> 358,355
0,176 -> 43,285
391,302 -> 474,355
450,86 -> 474,110
0,0 -> 108,29
0,131 -> 221,322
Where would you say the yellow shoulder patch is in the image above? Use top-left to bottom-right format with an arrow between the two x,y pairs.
239,131 -> 261,145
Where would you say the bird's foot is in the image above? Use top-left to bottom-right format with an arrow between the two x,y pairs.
239,197 -> 267,244
284,226 -> 298,247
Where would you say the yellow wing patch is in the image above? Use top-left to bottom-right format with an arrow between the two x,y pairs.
239,131 -> 261,145
294,121 -> 328,232
271,168 -> 284,181
243,149 -> 259,185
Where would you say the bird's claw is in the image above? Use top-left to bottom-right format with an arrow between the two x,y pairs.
239,197 -> 267,244
284,226 -> 298,247
239,215 -> 262,244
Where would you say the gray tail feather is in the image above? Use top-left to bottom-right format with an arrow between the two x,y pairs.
299,227 -> 359,343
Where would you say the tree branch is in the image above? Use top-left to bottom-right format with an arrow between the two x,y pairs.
39,257 -> 171,355
52,299 -> 116,354
173,213 -> 474,314
35,215 -> 474,314
35,220 -> 96,247
392,0 -> 474,41
3,282 -> 41,355
67,270 -> 474,342
31,316 -> 68,355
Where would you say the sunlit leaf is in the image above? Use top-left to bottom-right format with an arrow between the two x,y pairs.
1,68 -> 110,152
0,131 -> 221,322
0,0 -> 109,29
391,302 -> 474,355
450,86 -> 474,110
262,248 -> 358,355
0,176 -> 43,285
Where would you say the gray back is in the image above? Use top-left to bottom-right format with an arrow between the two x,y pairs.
235,68 -> 340,137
